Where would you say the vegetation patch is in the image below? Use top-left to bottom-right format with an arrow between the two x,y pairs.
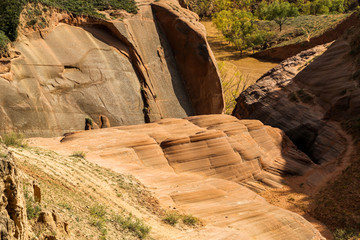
113,213 -> 151,239
218,61 -> 251,114
204,0 -> 358,55
24,186 -> 42,220
0,0 -> 138,56
163,211 -> 200,227
1,132 -> 28,148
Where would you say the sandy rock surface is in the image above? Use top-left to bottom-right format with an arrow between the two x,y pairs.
31,114 -> 324,239
0,0 -> 223,137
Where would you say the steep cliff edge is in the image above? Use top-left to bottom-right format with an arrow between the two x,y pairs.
0,0 -> 223,137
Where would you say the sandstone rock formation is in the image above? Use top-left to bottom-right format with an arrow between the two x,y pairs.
0,0 -> 223,137
31,114 -> 324,239
0,145 -> 28,240
234,22 -> 360,173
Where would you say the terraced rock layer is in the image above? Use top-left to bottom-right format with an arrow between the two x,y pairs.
31,114 -> 324,239
0,0 -> 223,137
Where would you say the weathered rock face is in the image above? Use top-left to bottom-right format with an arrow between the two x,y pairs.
152,1 -> 224,114
234,23 -> 360,165
31,115 -> 324,239
0,145 -> 28,240
0,0 -> 223,137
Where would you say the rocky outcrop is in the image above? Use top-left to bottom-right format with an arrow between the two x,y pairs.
252,12 -> 359,61
31,114 -> 324,239
0,0 -> 223,137
152,1 -> 224,114
234,22 -> 360,166
0,145 -> 28,240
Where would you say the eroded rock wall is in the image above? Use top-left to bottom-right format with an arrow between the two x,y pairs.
0,0 -> 223,137
0,145 -> 28,240
234,23 -> 360,165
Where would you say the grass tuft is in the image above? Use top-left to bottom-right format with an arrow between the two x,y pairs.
113,213 -> 151,239
163,212 -> 180,225
24,188 -> 42,220
182,214 -> 199,226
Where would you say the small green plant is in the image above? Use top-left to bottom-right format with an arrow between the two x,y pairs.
85,117 -> 93,126
333,228 -> 360,240
24,189 -> 42,220
89,204 -> 107,239
113,213 -> 151,239
70,151 -> 86,159
163,212 -> 180,225
90,204 -> 107,218
1,132 -> 27,148
182,214 -> 199,226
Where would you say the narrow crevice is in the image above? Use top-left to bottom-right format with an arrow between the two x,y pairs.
64,65 -> 80,70
141,87 -> 150,123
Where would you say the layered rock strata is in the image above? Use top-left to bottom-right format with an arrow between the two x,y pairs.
31,114 -> 324,239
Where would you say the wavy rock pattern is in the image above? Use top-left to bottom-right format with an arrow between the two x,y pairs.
31,114 -> 323,239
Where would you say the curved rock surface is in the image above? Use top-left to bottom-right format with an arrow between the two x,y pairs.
234,22 -> 360,167
31,114 -> 323,239
0,0 -> 223,137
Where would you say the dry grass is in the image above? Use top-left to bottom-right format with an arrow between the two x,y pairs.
12,146 -> 162,240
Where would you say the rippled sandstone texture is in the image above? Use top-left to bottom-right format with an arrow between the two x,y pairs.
0,0 -> 223,137
31,114 -> 324,240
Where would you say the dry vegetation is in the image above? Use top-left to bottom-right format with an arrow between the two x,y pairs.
6,145 -> 201,240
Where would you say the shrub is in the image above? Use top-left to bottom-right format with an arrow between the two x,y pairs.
182,214 -> 199,226
0,31 -> 10,56
0,0 -> 138,50
163,212 -> 180,225
1,132 -> 28,148
0,0 -> 26,41
114,214 -> 151,239
24,189 -> 42,220
89,204 -> 107,239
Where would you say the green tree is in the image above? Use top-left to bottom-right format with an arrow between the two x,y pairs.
265,1 -> 299,32
0,0 -> 26,41
214,9 -> 262,55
